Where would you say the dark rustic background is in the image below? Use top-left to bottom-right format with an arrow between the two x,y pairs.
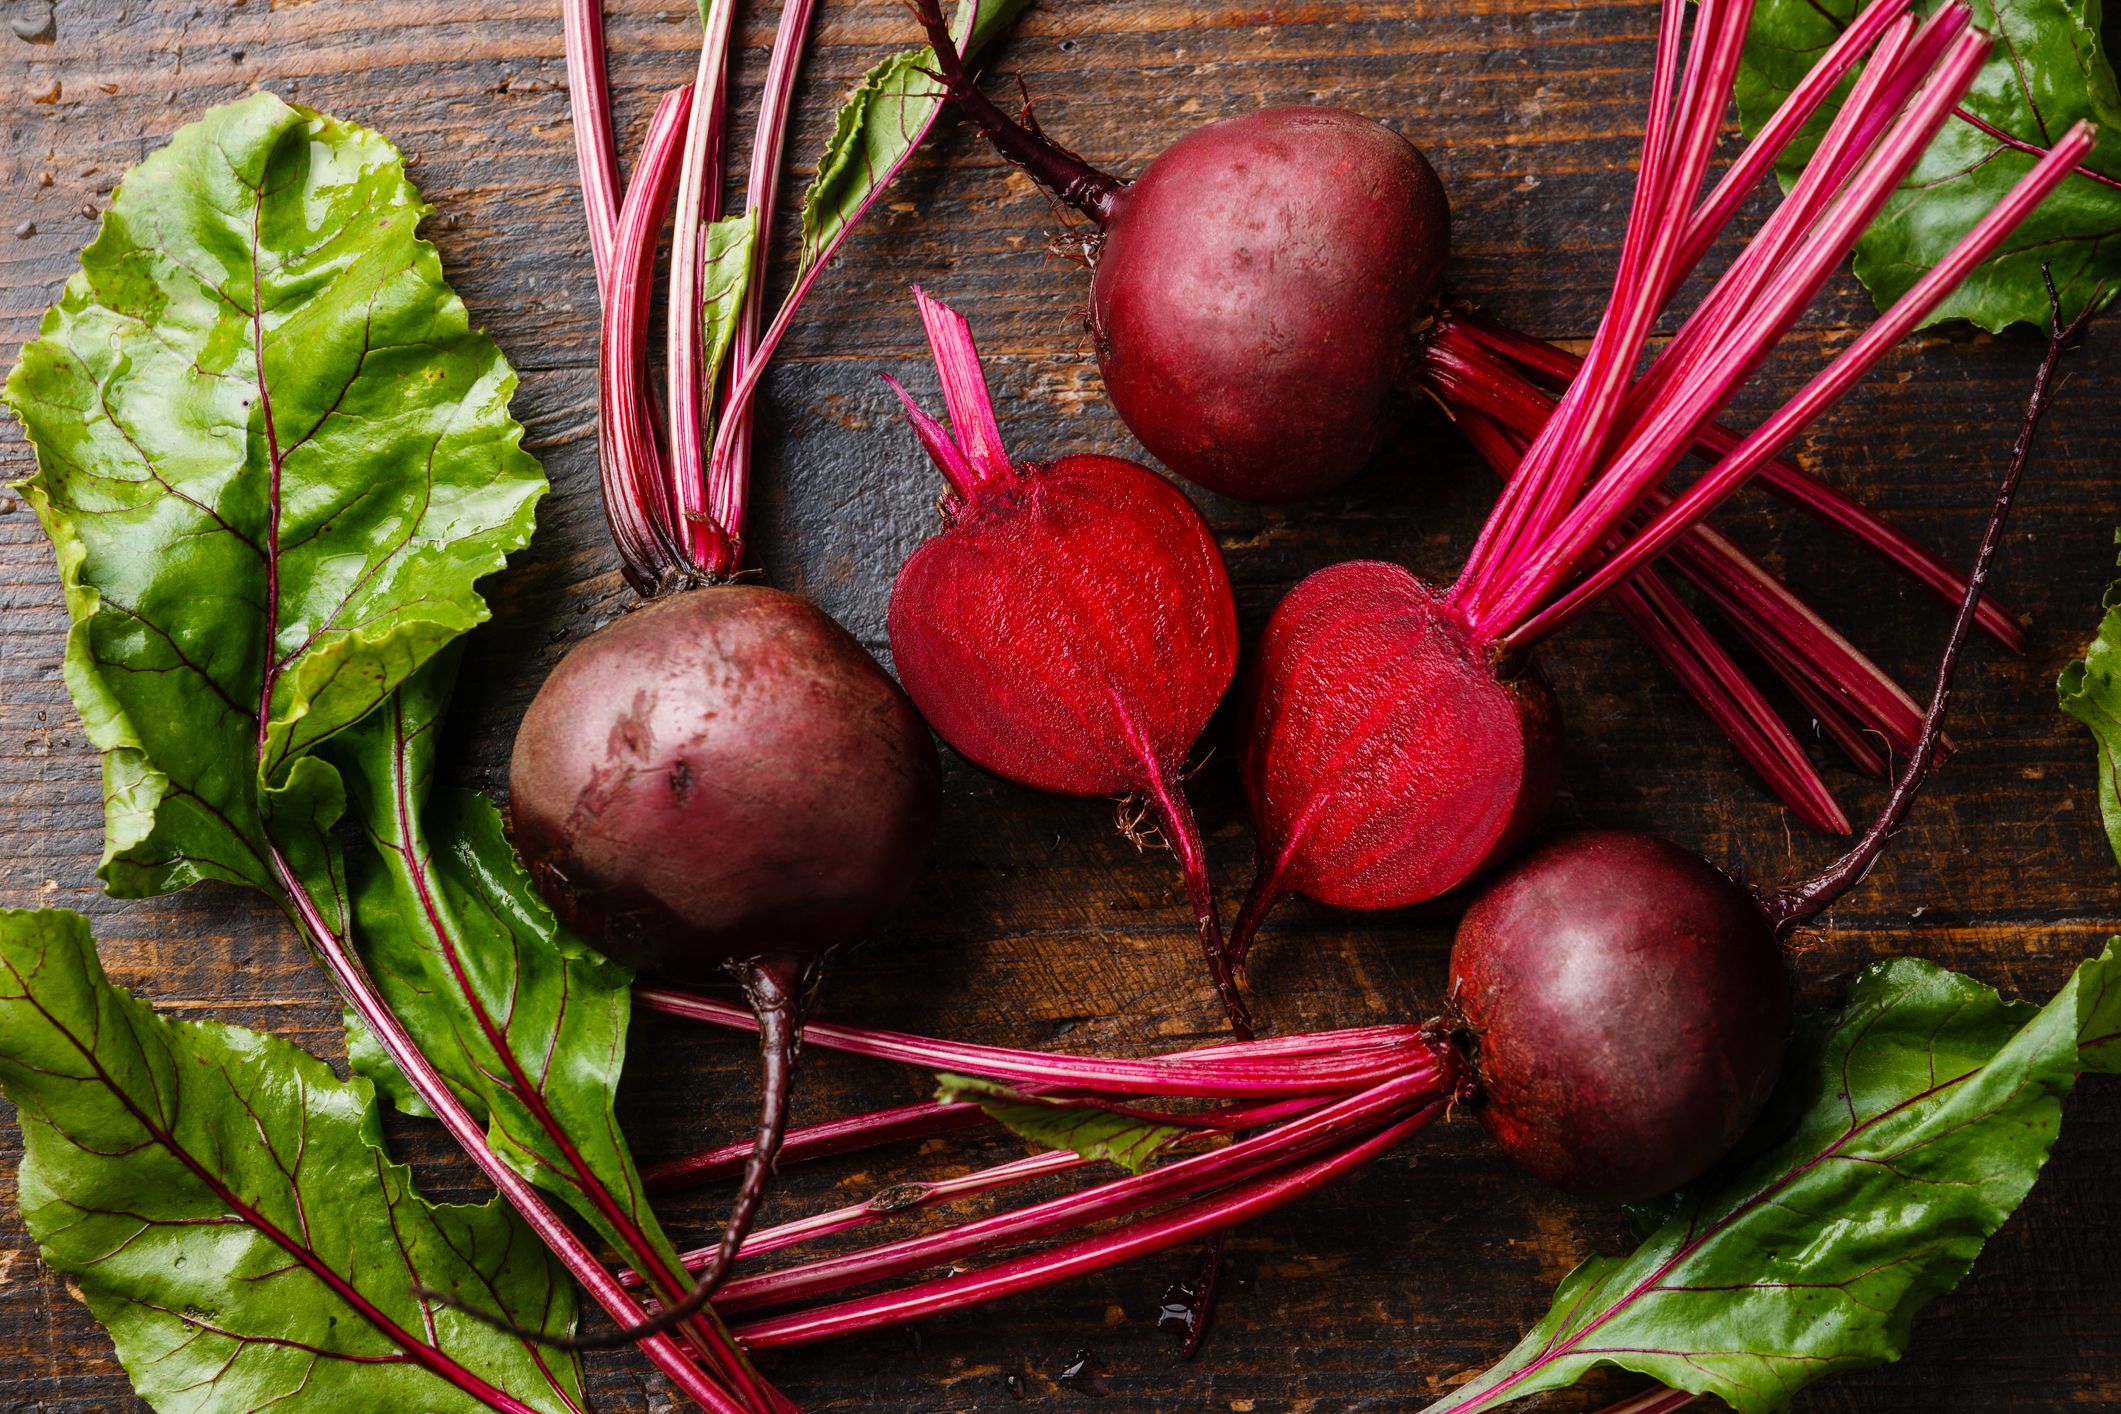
1,1 -> 2117,1410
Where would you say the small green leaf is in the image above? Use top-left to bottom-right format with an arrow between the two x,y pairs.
935,1073 -> 1187,1174
1424,939 -> 2121,1414
1736,0 -> 2121,330
795,0 -> 1035,278
5,91 -> 543,900
0,908 -> 582,1414
700,210 -> 757,407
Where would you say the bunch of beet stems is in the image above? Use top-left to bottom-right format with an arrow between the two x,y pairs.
1221,0 -> 2090,964
632,987 -> 1461,1348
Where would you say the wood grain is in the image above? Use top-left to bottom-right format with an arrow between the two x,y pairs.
1,0 -> 2117,1410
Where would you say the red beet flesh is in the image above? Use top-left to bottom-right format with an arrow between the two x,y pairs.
1089,107 -> 1451,503
1237,562 -> 1559,920
888,454 -> 1237,799
1451,831 -> 1793,1201
510,585 -> 941,981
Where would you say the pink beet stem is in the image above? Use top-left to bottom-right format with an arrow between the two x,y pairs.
563,0 -> 621,282
638,1095 -> 1328,1284
1433,309 -> 2023,649
1480,25 -> 1996,637
665,0 -> 740,576
730,1100 -> 1445,1349
598,88 -> 693,593
635,984 -> 1440,1096
1515,120 -> 2093,646
1454,408 -> 1851,833
646,1097 -> 990,1194
707,0 -> 821,555
908,285 -> 1020,491
711,1082 -> 1424,1317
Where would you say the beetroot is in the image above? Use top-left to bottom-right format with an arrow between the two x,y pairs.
885,289 -> 1248,1032
1235,563 -> 1558,924
481,33 -> 949,1352
1087,107 -> 1450,501
1450,832 -> 1789,1199
512,586 -> 939,979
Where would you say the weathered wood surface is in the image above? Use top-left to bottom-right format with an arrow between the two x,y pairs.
1,0 -> 2117,1409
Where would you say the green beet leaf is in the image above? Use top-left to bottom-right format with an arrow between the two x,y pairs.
934,1073 -> 1189,1175
795,0 -> 1034,280
0,908 -> 582,1414
2058,531 -> 2121,872
330,652 -> 699,1300
4,90 -> 543,901
1736,0 -> 2121,330
1424,938 -> 2121,1414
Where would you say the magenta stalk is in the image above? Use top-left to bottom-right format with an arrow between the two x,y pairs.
732,1101 -> 1445,1349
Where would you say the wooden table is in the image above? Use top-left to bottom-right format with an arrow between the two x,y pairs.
2,1 -> 2116,1409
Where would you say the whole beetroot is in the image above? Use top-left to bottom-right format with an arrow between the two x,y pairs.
511,585 -> 939,979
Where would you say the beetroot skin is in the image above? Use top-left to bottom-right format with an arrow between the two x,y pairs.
1088,108 -> 1451,503
1450,831 -> 1793,1201
510,585 -> 941,981
888,454 -> 1237,799
1236,563 -> 1559,926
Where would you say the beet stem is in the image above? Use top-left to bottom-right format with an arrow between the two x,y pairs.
562,0 -> 622,284
1146,770 -> 1253,1039
1433,309 -> 2024,649
637,984 -> 1434,1095
708,1085 -> 1413,1316
1510,80 -> 2087,644
644,1097 -> 990,1194
906,0 -> 1125,224
1480,21 -> 1993,638
665,0 -> 740,576
639,1097 -> 1327,1285
730,1099 -> 1444,1349
1175,1231 -> 1224,1359
1766,281 -> 2097,931
598,88 -> 695,594
707,0 -> 821,554
427,955 -> 816,1353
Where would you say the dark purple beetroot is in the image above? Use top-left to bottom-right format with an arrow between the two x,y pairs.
1088,107 -> 1451,502
510,584 -> 940,982
1450,831 -> 1792,1201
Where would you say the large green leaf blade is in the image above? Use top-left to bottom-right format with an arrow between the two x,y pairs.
5,90 -> 544,898
1423,940 -> 2120,1414
331,655 -> 697,1298
1736,0 -> 2121,330
0,908 -> 582,1414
